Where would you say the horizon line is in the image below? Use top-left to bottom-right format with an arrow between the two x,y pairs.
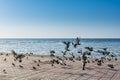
0,37 -> 120,39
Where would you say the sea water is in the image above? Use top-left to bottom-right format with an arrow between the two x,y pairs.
0,38 -> 120,58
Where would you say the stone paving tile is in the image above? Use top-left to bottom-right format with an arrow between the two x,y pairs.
102,72 -> 114,78
110,73 -> 120,80
88,76 -> 100,80
66,75 -> 79,80
99,78 -> 110,80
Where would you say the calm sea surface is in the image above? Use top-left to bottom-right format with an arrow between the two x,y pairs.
0,38 -> 120,57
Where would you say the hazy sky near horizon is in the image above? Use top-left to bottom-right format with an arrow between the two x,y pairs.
0,0 -> 120,38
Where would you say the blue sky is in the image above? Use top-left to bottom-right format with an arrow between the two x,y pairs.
0,0 -> 120,38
